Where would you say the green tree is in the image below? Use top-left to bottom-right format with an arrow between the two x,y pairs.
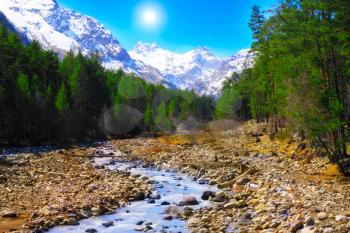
155,102 -> 173,132
16,73 -> 30,99
143,103 -> 153,130
55,82 -> 70,114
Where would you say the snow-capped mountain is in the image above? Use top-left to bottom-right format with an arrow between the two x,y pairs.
130,42 -> 254,95
0,0 -> 169,87
0,0 -> 254,95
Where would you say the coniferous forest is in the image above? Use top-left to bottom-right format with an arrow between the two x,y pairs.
0,24 -> 214,145
216,0 -> 350,174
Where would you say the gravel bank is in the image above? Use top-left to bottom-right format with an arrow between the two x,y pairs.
0,145 -> 150,232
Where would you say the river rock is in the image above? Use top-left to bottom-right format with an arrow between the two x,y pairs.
236,177 -> 251,185
133,191 -> 146,201
149,192 -> 161,200
102,221 -> 114,227
212,196 -> 226,202
323,227 -> 334,233
239,212 -> 252,225
165,206 -> 179,215
317,212 -> 327,220
85,228 -> 98,233
305,216 -> 315,226
31,212 -> 39,219
63,218 -> 79,226
208,180 -> 217,185
198,228 -> 209,233
335,215 -> 347,222
161,201 -> 171,205
179,195 -> 199,206
136,220 -> 144,225
142,225 -> 153,231
201,191 -> 215,200
163,215 -> 173,220
224,200 -> 247,208
0,210 -> 18,218
215,191 -> 227,199
290,220 -> 303,233
182,207 -> 193,217
91,206 -> 107,216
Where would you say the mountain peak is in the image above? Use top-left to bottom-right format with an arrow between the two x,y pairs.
135,42 -> 160,52
130,42 -> 254,95
0,0 -> 254,96
5,0 -> 58,10
189,46 -> 215,58
194,46 -> 210,53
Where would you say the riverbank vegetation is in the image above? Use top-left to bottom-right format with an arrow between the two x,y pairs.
215,0 -> 350,174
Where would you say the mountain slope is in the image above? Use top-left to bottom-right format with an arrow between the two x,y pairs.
0,0 -> 169,86
0,0 -> 253,95
130,42 -> 254,95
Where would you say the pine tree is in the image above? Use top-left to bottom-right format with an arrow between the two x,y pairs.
55,82 -> 70,115
143,103 -> 153,130
155,102 -> 173,132
248,5 -> 265,45
16,73 -> 31,99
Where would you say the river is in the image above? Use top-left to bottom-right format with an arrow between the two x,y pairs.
48,144 -> 218,233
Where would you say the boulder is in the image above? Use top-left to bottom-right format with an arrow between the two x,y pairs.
201,191 -> 216,200
179,195 -> 199,206
133,191 -> 146,201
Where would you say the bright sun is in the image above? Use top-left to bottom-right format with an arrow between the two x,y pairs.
135,3 -> 166,31
142,8 -> 158,26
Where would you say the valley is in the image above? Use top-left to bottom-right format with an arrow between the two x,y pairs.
1,122 -> 350,232
0,0 -> 350,232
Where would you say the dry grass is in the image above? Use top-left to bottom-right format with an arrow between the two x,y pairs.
158,134 -> 195,145
325,164 -> 341,177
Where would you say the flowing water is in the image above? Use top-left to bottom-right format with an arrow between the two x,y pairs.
48,145 -> 218,233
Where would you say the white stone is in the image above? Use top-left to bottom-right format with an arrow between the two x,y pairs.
335,215 -> 347,222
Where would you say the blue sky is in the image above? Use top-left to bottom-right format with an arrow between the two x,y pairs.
59,0 -> 277,57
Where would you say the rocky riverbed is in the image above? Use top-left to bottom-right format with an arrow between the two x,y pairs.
48,144 -> 218,233
112,121 -> 350,233
0,145 -> 150,232
1,121 -> 350,233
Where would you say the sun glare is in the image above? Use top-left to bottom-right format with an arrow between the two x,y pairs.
142,8 -> 158,26
135,3 -> 166,31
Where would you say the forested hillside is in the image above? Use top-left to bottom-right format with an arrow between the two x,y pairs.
0,24 -> 214,145
216,0 -> 350,174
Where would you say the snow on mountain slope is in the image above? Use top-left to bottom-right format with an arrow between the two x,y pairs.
0,0 -> 254,95
0,0 -> 168,87
130,42 -> 254,96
